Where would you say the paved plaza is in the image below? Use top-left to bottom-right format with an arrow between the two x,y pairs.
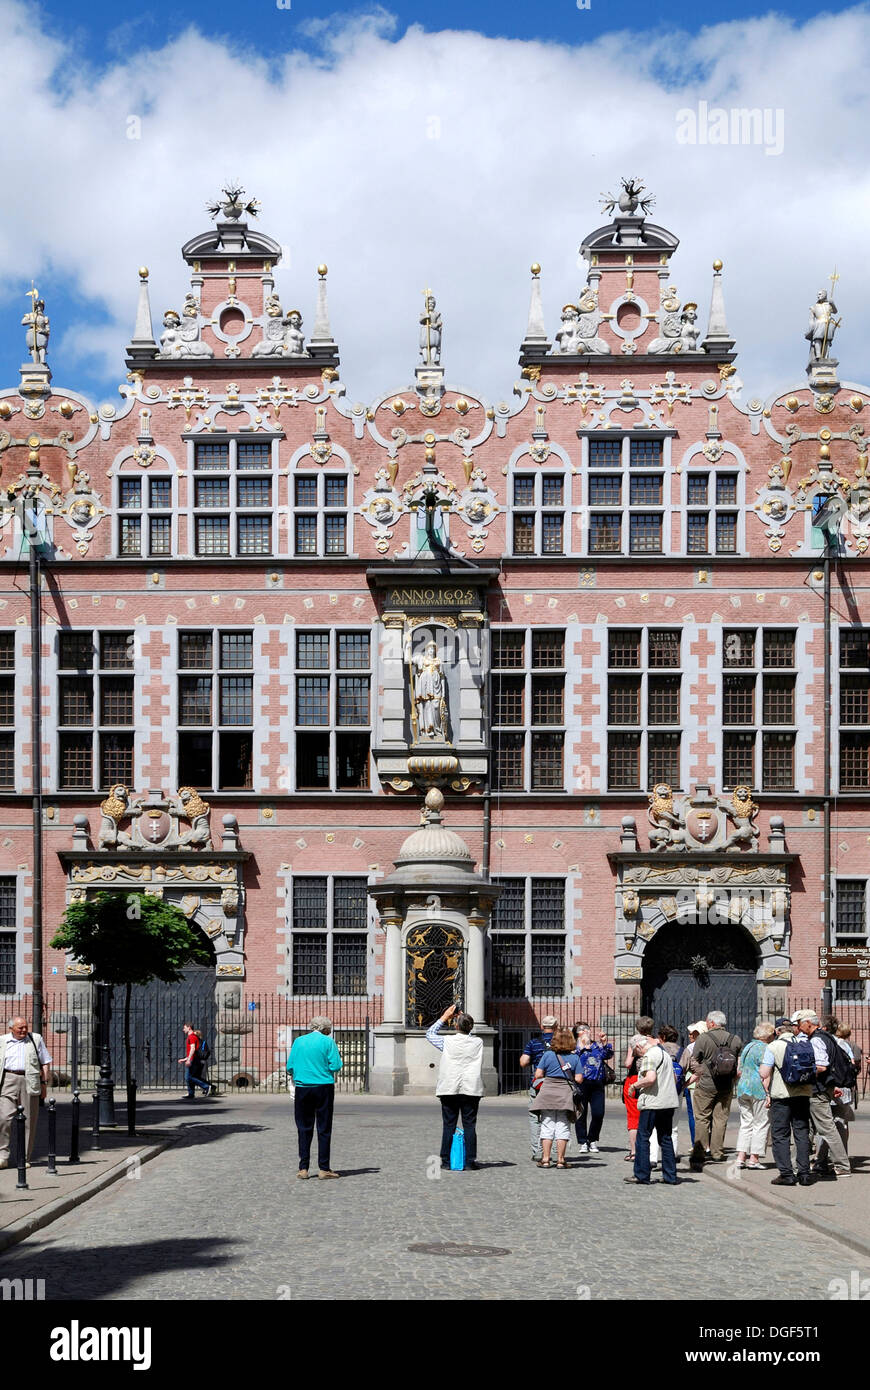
1,1094 -> 869,1301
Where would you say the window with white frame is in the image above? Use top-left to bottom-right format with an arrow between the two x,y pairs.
191,438 -> 275,557
293,472 -> 349,556
57,631 -> 135,791
288,876 -> 369,995
489,878 -> 566,998
685,470 -> 739,555
118,475 -> 173,557
0,633 -> 14,790
722,628 -> 796,791
833,880 -> 869,1003
839,629 -> 870,791
177,630 -> 254,790
607,628 -> 682,791
586,436 -> 666,556
0,877 -> 16,994
492,629 -> 564,791
295,630 -> 370,790
511,471 -> 566,555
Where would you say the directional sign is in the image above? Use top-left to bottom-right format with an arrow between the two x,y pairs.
819,966 -> 870,980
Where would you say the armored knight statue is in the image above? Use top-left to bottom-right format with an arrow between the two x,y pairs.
21,291 -> 50,364
419,291 -> 442,366
806,288 -> 839,362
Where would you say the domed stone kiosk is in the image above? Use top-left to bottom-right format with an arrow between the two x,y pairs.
368,788 -> 501,1095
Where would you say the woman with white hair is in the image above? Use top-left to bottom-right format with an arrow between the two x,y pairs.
679,1022 -> 707,1149
735,1022 -> 776,1168
286,1017 -> 343,1180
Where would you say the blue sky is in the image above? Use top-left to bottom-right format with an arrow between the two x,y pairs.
2,1 -> 869,408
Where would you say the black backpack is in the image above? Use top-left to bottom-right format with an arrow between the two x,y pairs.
197,1037 -> 211,1063
707,1034 -> 738,1085
816,1031 -> 852,1089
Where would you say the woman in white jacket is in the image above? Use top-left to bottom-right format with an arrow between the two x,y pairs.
426,1003 -> 485,1170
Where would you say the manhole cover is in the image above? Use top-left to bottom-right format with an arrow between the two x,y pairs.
407,1242 -> 511,1258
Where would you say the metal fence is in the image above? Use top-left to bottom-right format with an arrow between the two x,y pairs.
1,992 -> 382,1094
3,989 -> 869,1096
487,996 -> 870,1095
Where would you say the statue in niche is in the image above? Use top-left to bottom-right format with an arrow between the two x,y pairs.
159,309 -> 213,358
648,784 -> 688,851
806,289 -> 839,362
554,304 -> 582,354
419,291 -> 442,366
22,291 -> 50,364
405,635 -> 449,741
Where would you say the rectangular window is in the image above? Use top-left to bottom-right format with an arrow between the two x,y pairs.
715,513 -> 738,554
0,879 -> 16,994
608,677 -> 640,725
491,630 -> 564,791
724,630 -> 755,667
609,630 -> 641,668
687,474 -> 709,506
839,632 -> 870,791
512,514 -> 535,555
608,731 -> 640,788
648,732 -> 681,789
763,676 -> 795,725
589,477 -> 621,507
490,878 -> 565,998
589,513 -> 621,554
58,630 -> 135,791
762,732 -> 794,790
723,674 -> 754,725
840,734 -> 870,791
716,474 -> 738,506
294,632 -> 370,790
629,513 -> 662,554
630,475 -> 662,506
237,516 -> 272,555
513,476 -> 535,507
686,513 -> 709,554
289,877 -> 369,996
834,881 -> 869,1002
293,471 -> 350,556
648,675 -> 680,725
0,631 -> 14,788
724,731 -> 755,788
196,516 -> 230,556
841,630 -> 870,668
178,630 -> 254,791
630,439 -> 663,468
589,439 -> 621,467
607,629 -> 680,791
763,630 -> 795,667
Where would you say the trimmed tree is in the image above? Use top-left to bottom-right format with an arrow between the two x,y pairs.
51,891 -> 212,1090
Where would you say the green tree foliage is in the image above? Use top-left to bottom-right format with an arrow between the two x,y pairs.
51,892 -> 211,983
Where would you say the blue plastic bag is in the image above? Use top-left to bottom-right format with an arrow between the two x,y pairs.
449,1127 -> 466,1171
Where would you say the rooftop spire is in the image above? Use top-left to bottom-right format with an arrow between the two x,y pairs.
519,262 -> 551,362
701,259 -> 736,354
307,264 -> 339,364
127,267 -> 157,358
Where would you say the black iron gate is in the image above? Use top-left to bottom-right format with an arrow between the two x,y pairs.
107,967 -> 217,1088
405,924 -> 466,1028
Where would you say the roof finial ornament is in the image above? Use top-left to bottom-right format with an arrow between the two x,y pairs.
600,178 -> 655,219
207,185 -> 261,222
806,269 -> 841,363
419,288 -> 442,366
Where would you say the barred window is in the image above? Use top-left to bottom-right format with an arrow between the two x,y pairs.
490,878 -> 566,999
762,732 -> 794,790
723,675 -> 754,725
609,676 -> 640,725
724,630 -> 755,667
763,630 -> 795,667
0,878 -> 15,994
608,629 -> 681,790
57,630 -> 136,791
763,676 -> 795,725
192,438 -> 273,557
648,676 -> 680,725
492,630 -> 564,790
649,732 -> 681,788
0,635 -> 14,791
178,630 -> 254,791
510,473 -> 567,555
293,471 -> 350,556
289,876 -> 369,996
118,475 -> 173,558
724,732 -> 755,788
0,634 -> 14,670
608,732 -> 640,789
834,880 -> 869,1002
609,630 -> 641,668
295,632 -> 370,790
649,630 -> 680,668
839,632 -> 870,790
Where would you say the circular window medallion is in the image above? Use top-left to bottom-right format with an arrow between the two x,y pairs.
220,307 -> 245,336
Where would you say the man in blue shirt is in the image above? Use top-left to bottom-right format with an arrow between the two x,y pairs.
519,1014 -> 558,1163
287,1017 -> 343,1180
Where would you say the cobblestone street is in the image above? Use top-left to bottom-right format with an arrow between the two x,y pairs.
1,1095 -> 869,1301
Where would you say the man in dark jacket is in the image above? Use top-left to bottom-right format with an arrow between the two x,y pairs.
688,1010 -> 742,1170
520,1014 -> 558,1163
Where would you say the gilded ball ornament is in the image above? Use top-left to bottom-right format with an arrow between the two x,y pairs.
712,259 -> 723,271
531,262 -> 541,276
785,396 -> 800,411
819,443 -> 831,459
138,267 -> 149,280
317,264 -> 328,278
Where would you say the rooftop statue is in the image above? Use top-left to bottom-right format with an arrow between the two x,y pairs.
419,289 -> 442,366
806,286 -> 840,362
22,288 -> 50,365
159,308 -> 214,359
207,185 -> 261,221
600,177 -> 655,219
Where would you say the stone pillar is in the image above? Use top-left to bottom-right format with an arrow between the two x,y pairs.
468,906 -> 497,1095
382,901 -> 403,1024
370,899 -> 410,1096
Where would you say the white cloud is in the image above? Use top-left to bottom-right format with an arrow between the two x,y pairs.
2,2 -> 869,405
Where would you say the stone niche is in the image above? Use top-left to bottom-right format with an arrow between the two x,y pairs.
368,788 -> 500,1095
367,566 -> 498,794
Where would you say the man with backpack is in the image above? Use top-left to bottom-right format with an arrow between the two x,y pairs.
759,1017 -> 815,1185
178,1021 -> 212,1099
687,1010 -> 742,1171
792,1010 -> 851,1178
